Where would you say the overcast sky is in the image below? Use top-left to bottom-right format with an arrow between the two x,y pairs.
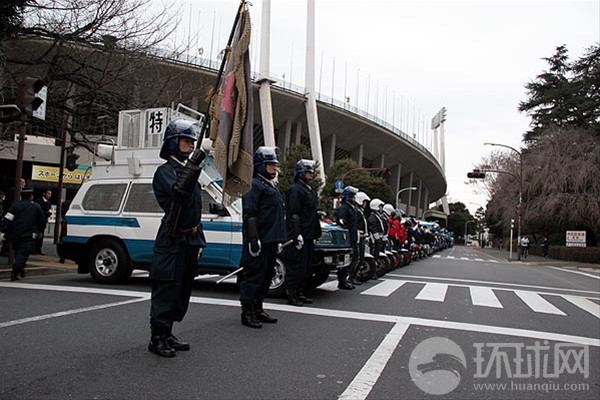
169,0 -> 599,215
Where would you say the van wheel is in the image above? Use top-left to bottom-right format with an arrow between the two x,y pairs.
268,258 -> 287,298
89,239 -> 131,284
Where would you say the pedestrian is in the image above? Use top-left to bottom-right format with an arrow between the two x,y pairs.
336,186 -> 359,290
0,186 -> 45,281
148,119 -> 207,358
34,189 -> 52,255
541,237 -> 550,259
520,235 -> 530,259
498,238 -> 503,250
284,159 -> 321,306
238,146 -> 286,328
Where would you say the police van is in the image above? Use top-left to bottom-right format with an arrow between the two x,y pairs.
57,105 -> 351,296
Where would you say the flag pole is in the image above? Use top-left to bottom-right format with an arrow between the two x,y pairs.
196,0 -> 247,147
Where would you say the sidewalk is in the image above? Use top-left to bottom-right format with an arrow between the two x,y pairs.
472,245 -> 600,270
0,254 -> 77,279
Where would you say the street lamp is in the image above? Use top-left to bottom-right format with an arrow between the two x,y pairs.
396,186 -> 417,212
464,219 -> 475,246
484,142 -> 523,260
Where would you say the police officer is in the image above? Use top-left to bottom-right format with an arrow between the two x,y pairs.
239,147 -> 286,328
148,119 -> 207,358
34,189 -> 52,254
0,186 -> 45,281
285,159 -> 321,306
336,186 -> 359,290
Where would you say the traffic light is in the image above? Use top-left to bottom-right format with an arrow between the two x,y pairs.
16,77 -> 47,118
66,148 -> 79,172
467,169 -> 486,179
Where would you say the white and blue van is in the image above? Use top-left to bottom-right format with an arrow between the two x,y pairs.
58,106 -> 351,296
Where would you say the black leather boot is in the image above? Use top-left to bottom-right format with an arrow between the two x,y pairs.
298,289 -> 313,304
337,268 -> 355,290
166,325 -> 190,351
255,302 -> 278,323
148,328 -> 176,358
286,289 -> 303,307
10,269 -> 19,281
241,303 -> 262,328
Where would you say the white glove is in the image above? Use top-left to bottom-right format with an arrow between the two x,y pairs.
295,234 -> 304,250
32,232 -> 38,239
277,243 -> 284,254
249,239 -> 261,257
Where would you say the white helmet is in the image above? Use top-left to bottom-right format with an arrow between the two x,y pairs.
369,198 -> 384,211
355,191 -> 371,205
383,203 -> 394,216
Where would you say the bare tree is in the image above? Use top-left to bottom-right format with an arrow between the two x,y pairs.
1,0 -> 183,147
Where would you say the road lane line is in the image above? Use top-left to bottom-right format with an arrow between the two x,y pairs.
415,283 -> 448,302
0,297 -> 149,329
2,283 -> 599,347
469,286 -> 503,308
546,266 -> 600,280
386,274 -> 600,295
475,258 -> 484,262
562,295 -> 600,318
515,291 -> 566,315
360,280 -> 405,297
460,257 -> 470,260
446,256 -> 455,259
432,255 -> 441,258
338,322 -> 410,400
318,280 -> 340,291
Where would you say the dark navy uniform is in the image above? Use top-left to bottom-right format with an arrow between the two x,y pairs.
285,179 -> 321,299
239,176 -> 286,305
336,186 -> 359,289
1,190 -> 45,280
148,118 -> 206,357
238,146 -> 286,328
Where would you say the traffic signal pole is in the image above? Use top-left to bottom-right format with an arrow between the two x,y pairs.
13,110 -> 27,202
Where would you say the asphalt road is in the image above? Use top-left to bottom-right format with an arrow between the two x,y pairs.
1,245 -> 599,399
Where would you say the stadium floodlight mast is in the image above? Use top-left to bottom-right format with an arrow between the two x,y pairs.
396,186 -> 418,211
483,142 -> 523,260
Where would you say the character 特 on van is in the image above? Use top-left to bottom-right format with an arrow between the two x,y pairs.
148,119 -> 207,358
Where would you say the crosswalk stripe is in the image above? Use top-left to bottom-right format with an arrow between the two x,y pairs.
361,280 -> 406,297
318,280 -> 340,292
469,286 -> 503,308
432,255 -> 441,258
460,257 -> 469,260
415,283 -> 448,302
446,256 -> 455,259
515,291 -> 566,315
562,295 -> 600,318
475,258 -> 484,261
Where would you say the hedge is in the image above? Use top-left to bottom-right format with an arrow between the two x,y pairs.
528,245 -> 600,264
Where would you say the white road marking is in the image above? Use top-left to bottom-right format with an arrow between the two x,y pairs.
415,283 -> 448,302
318,280 -> 340,291
338,323 -> 410,400
562,295 -> 600,318
387,273 -> 600,295
195,274 -> 221,280
1,283 -> 598,347
448,246 -> 456,256
546,266 -> 600,280
0,297 -> 149,329
515,291 -> 566,315
360,280 -> 406,297
460,257 -> 470,260
469,286 -> 503,308
446,256 -> 455,259
475,258 -> 484,262
432,255 -> 441,258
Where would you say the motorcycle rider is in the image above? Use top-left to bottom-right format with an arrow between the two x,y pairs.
367,198 -> 386,270
349,191 -> 371,286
